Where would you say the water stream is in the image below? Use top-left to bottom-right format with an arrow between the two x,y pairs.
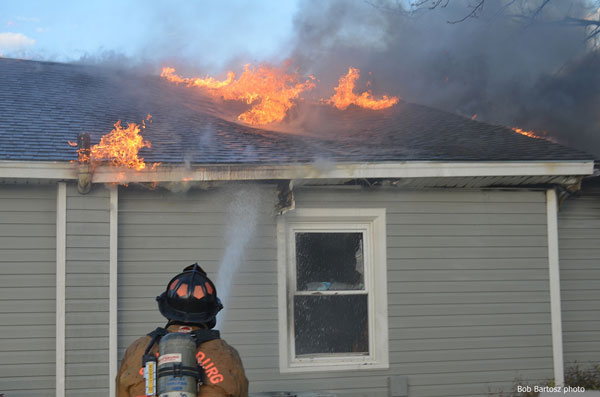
215,184 -> 262,327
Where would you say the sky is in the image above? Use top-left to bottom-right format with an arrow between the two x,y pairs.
0,0 -> 300,70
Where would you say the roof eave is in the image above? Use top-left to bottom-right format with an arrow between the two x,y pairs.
0,160 -> 594,183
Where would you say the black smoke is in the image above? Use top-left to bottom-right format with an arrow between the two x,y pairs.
289,0 -> 600,157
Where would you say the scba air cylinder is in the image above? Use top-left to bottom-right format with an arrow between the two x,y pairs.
157,332 -> 200,397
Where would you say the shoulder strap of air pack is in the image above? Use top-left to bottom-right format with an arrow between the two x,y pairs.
142,327 -> 219,358
144,327 -> 169,355
191,329 -> 220,347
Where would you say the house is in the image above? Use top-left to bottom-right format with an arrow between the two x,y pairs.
557,174 -> 600,370
0,57 -> 596,397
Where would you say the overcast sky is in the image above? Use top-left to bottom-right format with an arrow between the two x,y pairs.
0,0 -> 300,70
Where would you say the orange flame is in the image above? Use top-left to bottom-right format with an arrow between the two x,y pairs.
328,67 -> 399,110
512,127 -> 544,139
79,120 -> 152,171
471,114 -> 478,120
161,64 -> 315,125
161,67 -> 235,90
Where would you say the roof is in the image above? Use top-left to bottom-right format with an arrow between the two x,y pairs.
0,57 -> 593,166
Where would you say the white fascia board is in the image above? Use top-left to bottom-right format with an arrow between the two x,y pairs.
0,160 -> 594,182
0,161 -> 76,179
91,161 -> 594,183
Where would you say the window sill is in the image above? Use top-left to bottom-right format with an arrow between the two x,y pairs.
280,359 -> 390,373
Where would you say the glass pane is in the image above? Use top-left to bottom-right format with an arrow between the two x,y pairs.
294,295 -> 368,355
295,232 -> 364,291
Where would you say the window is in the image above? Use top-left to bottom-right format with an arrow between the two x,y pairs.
277,208 -> 388,372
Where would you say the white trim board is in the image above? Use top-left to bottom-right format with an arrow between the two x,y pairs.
0,160 -> 593,182
55,182 -> 67,397
546,189 -> 565,386
0,161 -> 75,179
277,208 -> 389,373
108,185 -> 119,396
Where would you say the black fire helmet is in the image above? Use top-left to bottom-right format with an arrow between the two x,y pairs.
156,263 -> 223,325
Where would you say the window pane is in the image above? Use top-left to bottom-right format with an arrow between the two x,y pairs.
295,232 -> 364,291
294,295 -> 368,355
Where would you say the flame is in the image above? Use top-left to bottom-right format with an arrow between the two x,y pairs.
471,114 -> 478,120
161,64 -> 315,125
512,127 -> 544,139
79,120 -> 152,171
161,67 -> 235,90
328,67 -> 399,110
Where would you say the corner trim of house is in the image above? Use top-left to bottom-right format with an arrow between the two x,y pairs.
276,216 -> 288,372
109,185 -> 119,395
547,188 -> 565,386
55,182 -> 67,397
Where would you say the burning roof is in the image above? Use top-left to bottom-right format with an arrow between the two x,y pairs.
0,58 -> 593,166
160,64 -> 399,126
327,67 -> 399,110
161,64 -> 316,125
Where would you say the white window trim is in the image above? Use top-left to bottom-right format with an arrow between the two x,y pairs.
277,208 -> 389,373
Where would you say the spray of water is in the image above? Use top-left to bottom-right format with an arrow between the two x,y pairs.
215,184 -> 263,326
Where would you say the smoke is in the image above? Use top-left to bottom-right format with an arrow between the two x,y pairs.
289,0 -> 600,157
215,184 -> 263,326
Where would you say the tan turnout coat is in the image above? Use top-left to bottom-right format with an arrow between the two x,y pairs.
116,324 -> 248,397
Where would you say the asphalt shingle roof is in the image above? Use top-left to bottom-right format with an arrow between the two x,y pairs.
0,57 -> 593,164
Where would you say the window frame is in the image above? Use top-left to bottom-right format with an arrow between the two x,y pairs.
277,208 -> 389,373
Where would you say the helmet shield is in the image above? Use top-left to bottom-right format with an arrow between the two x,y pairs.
156,264 -> 223,324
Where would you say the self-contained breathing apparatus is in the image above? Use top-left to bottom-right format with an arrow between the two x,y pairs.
142,263 -> 224,397
142,326 -> 221,397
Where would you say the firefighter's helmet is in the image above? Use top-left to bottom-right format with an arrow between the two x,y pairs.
156,263 -> 223,325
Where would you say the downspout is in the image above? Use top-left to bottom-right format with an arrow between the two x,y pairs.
546,188 -> 565,386
77,133 -> 92,194
276,180 -> 295,215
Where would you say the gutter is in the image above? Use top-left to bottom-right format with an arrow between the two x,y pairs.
0,160 -> 594,183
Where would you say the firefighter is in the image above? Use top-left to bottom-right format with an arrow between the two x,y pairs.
116,264 -> 249,397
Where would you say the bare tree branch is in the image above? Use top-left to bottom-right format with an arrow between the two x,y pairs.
564,16 -> 600,27
412,0 -> 449,10
364,0 -> 407,15
447,0 -> 485,24
369,0 -> 600,40
532,0 -> 551,19
491,0 -> 518,20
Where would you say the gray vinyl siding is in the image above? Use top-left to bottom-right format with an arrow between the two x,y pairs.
117,185 -> 278,361
65,184 -> 110,396
558,180 -> 600,367
288,187 -> 553,397
117,185 -> 553,397
0,185 -> 56,397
